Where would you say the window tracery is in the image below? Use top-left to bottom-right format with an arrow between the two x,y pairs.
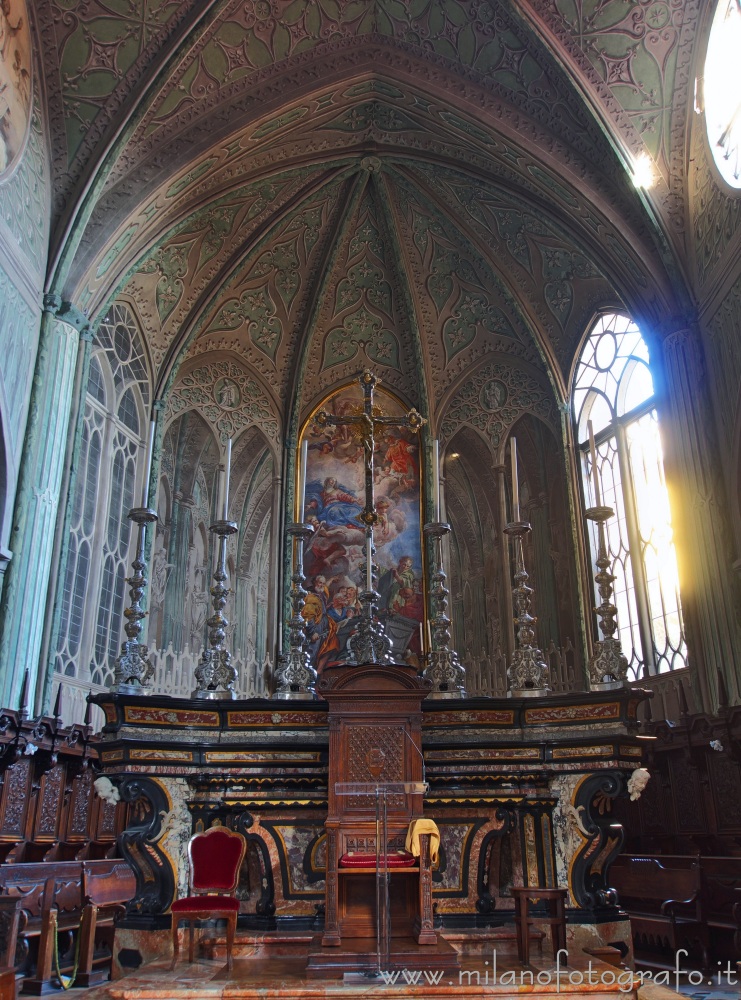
573,313 -> 687,679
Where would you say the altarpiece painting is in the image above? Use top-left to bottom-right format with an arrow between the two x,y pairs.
301,383 -> 424,673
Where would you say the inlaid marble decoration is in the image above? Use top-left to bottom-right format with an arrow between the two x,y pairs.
301,382 -> 423,672
0,0 -> 31,177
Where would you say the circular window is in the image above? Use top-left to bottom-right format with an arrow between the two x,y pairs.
704,0 -> 741,189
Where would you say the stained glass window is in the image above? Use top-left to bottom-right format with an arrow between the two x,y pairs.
573,313 -> 687,679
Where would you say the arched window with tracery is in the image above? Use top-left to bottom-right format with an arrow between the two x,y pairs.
54,304 -> 151,720
573,312 -> 687,680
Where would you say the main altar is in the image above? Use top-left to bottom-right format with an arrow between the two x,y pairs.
92,368 -> 650,979
92,681 -> 647,976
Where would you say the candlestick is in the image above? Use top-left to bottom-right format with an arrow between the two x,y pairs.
140,419 -> 156,508
423,521 -> 465,697
587,420 -> 602,507
510,437 -> 520,521
222,438 -> 232,520
432,439 -> 440,522
298,439 -> 307,522
366,533 -> 373,592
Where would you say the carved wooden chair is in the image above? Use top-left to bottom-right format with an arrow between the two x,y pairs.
170,826 -> 246,972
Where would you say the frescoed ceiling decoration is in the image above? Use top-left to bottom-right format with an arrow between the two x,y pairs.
31,0 -> 736,431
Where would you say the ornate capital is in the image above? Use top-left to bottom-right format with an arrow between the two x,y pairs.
42,294 -> 91,338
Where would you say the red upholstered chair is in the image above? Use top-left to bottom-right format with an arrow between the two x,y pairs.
170,826 -> 246,971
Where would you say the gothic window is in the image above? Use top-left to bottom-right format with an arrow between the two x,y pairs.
703,0 -> 741,188
573,313 -> 687,679
55,304 -> 150,699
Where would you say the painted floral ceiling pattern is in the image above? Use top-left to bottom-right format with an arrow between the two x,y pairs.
30,0 -> 734,437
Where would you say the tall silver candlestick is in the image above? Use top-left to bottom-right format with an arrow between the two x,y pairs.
113,506 -> 158,694
192,518 -> 239,699
423,521 -> 465,698
586,504 -> 629,690
504,518 -> 549,697
274,522 -> 317,699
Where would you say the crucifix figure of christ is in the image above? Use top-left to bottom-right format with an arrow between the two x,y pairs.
315,369 -> 425,529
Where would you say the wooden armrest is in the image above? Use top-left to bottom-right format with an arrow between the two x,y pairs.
661,894 -> 698,915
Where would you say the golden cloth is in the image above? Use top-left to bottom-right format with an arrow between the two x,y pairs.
405,818 -> 440,865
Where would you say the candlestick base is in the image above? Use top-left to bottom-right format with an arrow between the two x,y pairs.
347,589 -> 391,666
114,641 -> 155,695
192,647 -> 238,700
588,638 -> 629,691
424,649 -> 465,699
273,650 -> 317,700
508,644 -> 550,698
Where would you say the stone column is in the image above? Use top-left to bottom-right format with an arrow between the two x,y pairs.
660,323 -> 741,710
0,297 -> 87,709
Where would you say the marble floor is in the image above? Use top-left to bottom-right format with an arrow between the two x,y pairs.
78,946 -> 659,999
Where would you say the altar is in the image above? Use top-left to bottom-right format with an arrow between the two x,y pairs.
92,681 -> 647,978
88,361 -> 654,982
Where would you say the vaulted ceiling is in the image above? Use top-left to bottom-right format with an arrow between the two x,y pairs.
33,0 -> 711,430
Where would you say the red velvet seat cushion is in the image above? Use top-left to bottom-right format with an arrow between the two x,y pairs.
339,850 -> 416,868
171,896 -> 240,914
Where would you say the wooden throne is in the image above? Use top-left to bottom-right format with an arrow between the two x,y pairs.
317,663 -> 436,949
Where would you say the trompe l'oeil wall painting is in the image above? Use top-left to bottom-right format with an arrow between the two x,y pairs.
301,383 -> 423,673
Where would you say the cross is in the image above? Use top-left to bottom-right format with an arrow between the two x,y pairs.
314,369 -> 425,527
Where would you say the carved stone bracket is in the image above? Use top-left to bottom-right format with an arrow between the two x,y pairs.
569,771 -> 627,911
115,776 -> 177,925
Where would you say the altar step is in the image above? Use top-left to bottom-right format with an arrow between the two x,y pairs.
199,923 -> 545,965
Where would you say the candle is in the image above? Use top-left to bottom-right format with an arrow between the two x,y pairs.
140,419 -> 156,508
426,618 -> 433,651
298,439 -> 307,522
419,622 -> 424,651
222,438 -> 232,520
216,467 -> 225,518
366,534 -> 373,592
587,420 -> 602,507
432,439 -> 440,522
510,437 -> 520,521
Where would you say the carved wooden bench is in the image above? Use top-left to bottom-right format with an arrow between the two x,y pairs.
0,859 -> 134,993
77,863 -> 136,986
610,857 -> 708,967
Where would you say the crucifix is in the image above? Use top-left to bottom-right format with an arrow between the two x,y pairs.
315,369 -> 425,526
314,369 -> 425,664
